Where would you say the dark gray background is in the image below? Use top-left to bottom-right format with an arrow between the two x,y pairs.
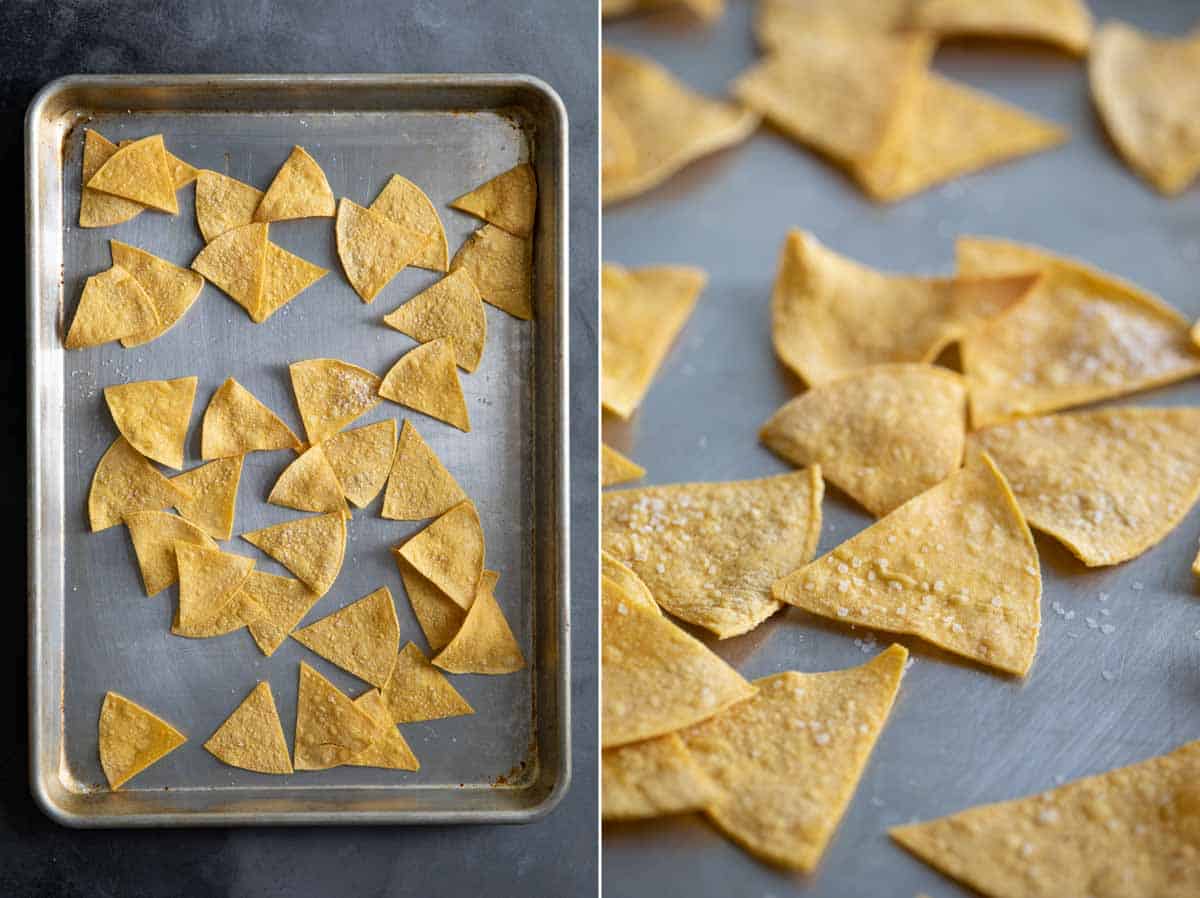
8,1 -> 597,896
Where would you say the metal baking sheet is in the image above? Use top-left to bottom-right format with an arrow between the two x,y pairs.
602,3 -> 1200,895
28,74 -> 569,826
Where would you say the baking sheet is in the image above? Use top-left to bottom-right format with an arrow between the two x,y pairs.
28,75 -> 569,826
601,3 -> 1200,894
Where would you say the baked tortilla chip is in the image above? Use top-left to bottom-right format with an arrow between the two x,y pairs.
449,224 -> 533,321
348,690 -> 420,771
173,588 -> 263,639
65,265 -> 158,350
602,0 -> 724,22
204,681 -> 293,775
117,138 -> 197,189
99,692 -> 186,790
892,740 -> 1200,898
79,131 -> 145,228
957,237 -> 1200,427
86,134 -> 178,214
602,96 -> 638,182
381,642 -> 474,724
382,420 -> 466,521
774,453 -> 1041,676
321,420 -> 396,509
336,198 -> 427,303
103,375 -> 197,469
433,572 -> 525,674
378,340 -> 470,432
370,174 -> 449,272
913,0 -> 1093,55
257,242 -> 328,323
395,554 -> 466,653
89,436 -> 190,532
600,550 -> 659,615
201,377 -> 301,459
190,222 -> 269,317
449,163 -> 537,238
382,269 -> 487,372
602,733 -> 720,821
288,358 -> 381,445
395,501 -> 484,610
242,570 -> 322,657
242,512 -> 346,596
601,443 -> 645,487
174,542 -> 254,634
292,586 -> 400,688
293,661 -> 376,771
110,241 -> 205,348
602,468 -> 824,639
254,146 -> 335,221
124,510 -> 216,597
268,445 -> 349,517
761,365 -> 966,517
195,170 -> 264,242
755,0 -> 912,49
172,456 -> 243,540
681,645 -> 908,871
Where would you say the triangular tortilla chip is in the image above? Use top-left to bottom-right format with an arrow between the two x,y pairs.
268,445 -> 348,517
382,269 -> 487,372
761,365 -> 966,517
111,241 -> 206,348
174,542 -> 254,633
288,358 -> 382,444
320,420 -> 396,509
256,242 -> 328,323
957,237 -> 1200,427
172,457 -> 242,540
755,0 -> 912,49
971,407 -> 1200,566
242,570 -> 322,657
347,690 -> 420,771
253,146 -> 335,221
292,586 -> 400,688
370,174 -> 449,272
293,661 -> 376,771
79,131 -> 145,228
191,222 -> 269,317
601,95 -> 638,182
172,588 -> 263,639
335,198 -> 428,303
89,436 -> 190,532
116,139 -> 197,188
773,453 -> 1041,676
601,550 -> 659,615
204,682 -> 293,775
433,572 -> 525,674
773,230 -> 1038,386
395,501 -> 484,609
382,420 -> 466,521
602,48 -> 759,205
449,163 -> 537,238
891,739 -> 1200,898
124,510 -> 216,596
601,444 -> 645,487
395,554 -> 466,653
448,224 -> 533,321
378,340 -> 470,432
602,733 -> 720,822
681,645 -> 908,871
65,265 -> 159,350
103,375 -> 197,469
242,512 -> 346,596
913,0 -> 1093,55
86,134 -> 178,214
602,0 -> 724,22
602,575 -> 755,749
602,467 -> 824,639
98,692 -> 186,790
380,642 -> 474,724
194,170 -> 264,242
201,377 -> 301,459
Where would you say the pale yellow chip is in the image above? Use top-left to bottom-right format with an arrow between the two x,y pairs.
957,237 -> 1200,427
602,732 -> 720,821
449,163 -> 537,239
602,468 -> 824,639
292,586 -> 400,688
336,198 -> 428,303
601,443 -> 645,488
194,170 -> 265,242
89,436 -> 190,532
79,131 -> 145,228
755,0 -> 912,49
204,681 -> 293,775
293,661 -> 376,771
117,138 -> 198,189
190,221 -> 269,317
103,376 -> 197,469
111,241 -> 206,348
288,358 -> 382,445
773,230 -> 1038,386
347,690 -> 420,771
174,541 -> 254,633
382,269 -> 487,372
378,340 -> 470,432
681,645 -> 908,871
242,570 -> 322,657
602,575 -> 755,748
65,265 -> 159,350
320,420 -> 396,509
172,456 -> 243,540
600,550 -> 659,615
382,420 -> 466,521
433,571 -> 525,674
913,0 -> 1092,54
242,512 -> 346,596
86,134 -> 178,214
201,377 -> 301,459
268,444 -> 349,517
602,48 -> 759,205
601,96 -> 638,182
254,146 -> 336,221
602,0 -> 724,22
449,224 -> 533,321
381,642 -> 474,724
256,242 -> 328,323
369,175 -> 449,272
892,739 -> 1200,898
172,588 -> 263,639
761,365 -> 966,517
396,501 -> 484,610
395,554 -> 466,653
98,692 -> 186,790
124,510 -> 216,597
774,453 -> 1041,676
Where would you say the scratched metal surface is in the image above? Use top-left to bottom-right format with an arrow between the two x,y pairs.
602,2 -> 1200,895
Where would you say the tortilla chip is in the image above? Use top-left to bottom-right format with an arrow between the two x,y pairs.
204,681 -> 293,775
254,146 -> 335,221
395,555 -> 466,653
65,265 -> 159,350
913,0 -> 1092,54
288,358 -> 381,445
602,48 -> 759,205
601,263 -> 706,419
448,224 -> 533,321
103,376 -> 197,469
602,0 -> 724,22
124,510 -> 216,596
395,501 -> 484,609
111,241 -> 206,348
172,456 -> 243,540
755,0 -> 912,49
89,436 -> 190,532
433,572 -> 525,674
190,222 -> 269,317
268,445 -> 349,517
602,575 -> 755,748
773,230 -> 1038,386
449,163 -> 537,239
292,586 -> 400,688
378,340 -> 470,432
320,420 -> 396,509
957,237 -> 1200,427
201,377 -> 300,459
194,170 -> 264,242
242,570 -> 322,657
86,134 -> 178,214
602,468 -> 824,639
293,661 -> 376,771
382,420 -> 466,521
241,512 -> 346,596
173,588 -> 263,639
79,131 -> 145,228
382,269 -> 487,372
174,542 -> 254,633
256,242 -> 328,323
601,444 -> 645,487
116,138 -> 198,189
600,550 -> 659,615
602,733 -> 720,821
335,198 -> 428,303
98,692 -> 186,790
892,739 -> 1200,898
774,453 -> 1041,676
370,174 -> 449,272
347,690 -> 420,771
381,642 -> 474,724
761,365 -> 966,517
681,645 -> 908,871
601,96 -> 638,182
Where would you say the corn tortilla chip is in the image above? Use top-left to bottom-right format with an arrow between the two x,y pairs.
601,443 -> 645,487
292,586 -> 400,688
191,222 -> 269,318
348,690 -> 420,771
89,436 -> 190,532
601,96 -> 638,182
913,0 -> 1093,55
79,131 -> 145,228
382,268 -> 487,372
204,682 -> 293,775
433,571 -> 525,675
378,340 -> 470,432
288,358 -> 381,445
242,570 -> 322,657
755,0 -> 912,49
268,445 -> 348,517
173,588 -> 263,639
369,174 -> 449,272
396,501 -> 484,610
602,0 -> 724,22
254,146 -> 335,221
98,692 -> 186,790
65,266 -> 159,350
117,138 -> 197,189
602,733 -> 720,822
242,512 -> 346,596
600,550 -> 659,615
86,134 -> 178,214
201,377 -> 301,459
449,163 -> 537,239
449,224 -> 533,321
256,242 -> 328,323
381,642 -> 474,724
320,420 -> 396,509
111,241 -> 205,348
336,198 -> 428,303
174,542 -> 254,633
293,661 -> 376,771
382,420 -> 466,521
395,555 -> 466,653
194,170 -> 264,242
103,375 -> 197,469
172,456 -> 243,540
124,510 -> 216,597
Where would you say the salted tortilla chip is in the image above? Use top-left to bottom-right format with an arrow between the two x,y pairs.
395,555 -> 466,653
913,0 -> 1092,54
449,224 -> 533,321
382,420 -> 466,521
65,265 -> 159,350
957,237 -> 1200,427
268,445 -> 348,517
293,661 -> 376,771
347,690 -> 420,771
172,588 -> 263,639
602,48 -> 759,205
124,510 -> 216,596
602,733 -> 719,821
601,263 -> 705,419
114,138 -> 197,189
601,550 -> 659,615
254,146 -> 335,221
201,377 -> 300,459
378,340 -> 470,432
370,175 -> 449,272
601,444 -> 645,487
381,642 -> 474,724
204,682 -> 292,775
602,468 -> 824,639
191,222 -> 269,317
773,230 -> 1038,386
336,198 -> 428,303
98,692 -> 186,790
396,501 -> 484,609
602,575 -> 755,748
292,586 -> 400,688
602,0 -> 724,22
761,365 -> 966,517
111,241 -> 205,348
79,131 -> 145,228
755,0 -> 912,49
172,456 -> 243,540
449,163 -> 537,238
433,572 -> 525,674
320,420 -> 396,509
242,512 -> 346,596
774,453 -> 1041,676
892,739 -> 1200,898
288,358 -> 381,445
195,170 -> 264,242
256,242 -> 328,323
86,134 -> 178,214
242,570 -> 322,657
89,436 -> 190,532
681,645 -> 907,871
174,542 -> 254,633
103,375 -> 197,469
382,269 -> 487,372
601,96 -> 638,181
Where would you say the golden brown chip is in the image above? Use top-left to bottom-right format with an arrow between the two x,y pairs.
347,690 -> 420,771
395,501 -> 484,609
292,586 -> 400,688
116,138 -> 197,188
433,572 -> 525,674
194,170 -> 264,242
600,550 -> 659,615
382,420 -> 466,521
98,692 -> 186,790
268,445 -> 349,517
242,570 -> 322,657
288,358 -> 382,445
449,163 -> 537,238
394,554 -> 466,653
89,436 -> 190,532
201,377 -> 301,459
124,510 -> 216,597
761,365 -> 966,517
381,642 -> 474,724
602,733 -> 720,821
174,542 -> 254,633
110,241 -> 206,348
755,0 -> 912,49
65,265 -> 159,350
448,224 -> 533,321
103,376 -> 197,469
601,443 -> 645,488
378,340 -> 470,432
382,269 -> 487,372
254,146 -> 336,221
601,96 -> 638,181
602,0 -> 724,22
172,588 -> 263,639
913,0 -> 1092,54
320,420 -> 396,509
172,456 -> 243,540
369,175 -> 449,272
190,221 -> 269,317
79,131 -> 145,228
256,242 -> 328,323
204,681 -> 293,775
602,468 -> 824,639
241,512 -> 346,596
293,661 -> 376,771
86,134 -> 178,214
335,198 -> 428,303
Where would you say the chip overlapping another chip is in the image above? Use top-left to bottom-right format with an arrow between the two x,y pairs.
755,0 -> 911,49
382,268 -> 487,372
98,692 -> 186,790
450,163 -> 537,238
86,134 -> 179,215
347,690 -> 420,771
104,376 -> 197,470
254,146 -> 336,221
449,224 -> 533,321
433,572 -> 525,675
320,420 -> 396,509
336,198 -> 429,303
195,170 -> 264,242
912,0 -> 1093,55
201,377 -> 301,459
79,131 -> 148,228
65,266 -> 159,350
173,542 -> 255,636
268,444 -> 349,517
602,733 -> 720,822
288,358 -> 382,445
204,681 -> 293,775
242,512 -> 346,597
395,500 -> 484,609
242,570 -> 322,657
172,456 -> 243,541
110,241 -> 205,348
381,642 -> 475,724
124,510 -> 216,597
191,221 -> 270,315
379,340 -> 471,432
601,443 -> 645,488
382,420 -> 466,521
293,662 -> 376,771
369,175 -> 449,272
292,586 -> 400,688
89,436 -> 191,532
396,555 -> 466,653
